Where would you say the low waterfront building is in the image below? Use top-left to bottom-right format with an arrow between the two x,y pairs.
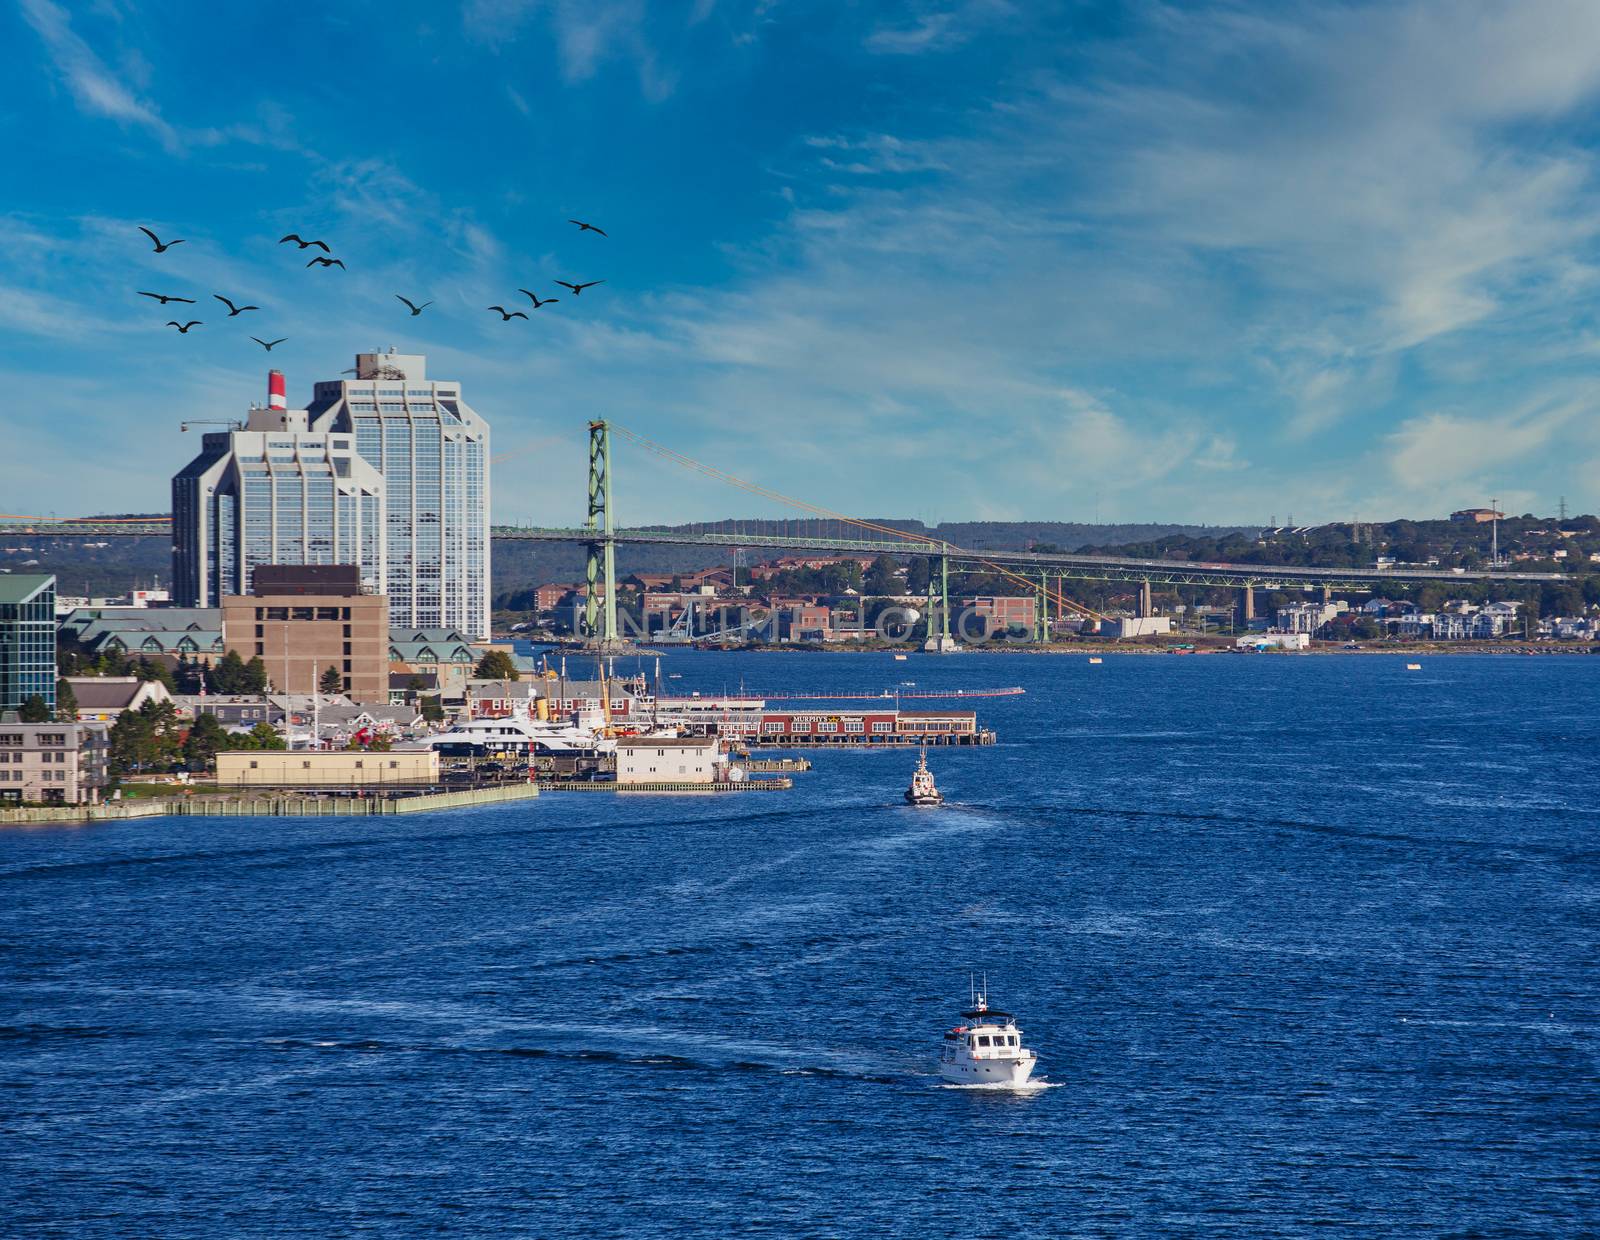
743,707 -> 986,745
463,678 -> 544,719
0,721 -> 109,804
0,574 -> 56,714
216,749 -> 439,787
1236,633 -> 1311,651
65,676 -> 173,723
614,735 -> 725,784
1105,616 -> 1173,639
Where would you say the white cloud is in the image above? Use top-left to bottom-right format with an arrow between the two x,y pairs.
864,1 -> 1012,55
1385,400 -> 1582,493
20,0 -> 177,148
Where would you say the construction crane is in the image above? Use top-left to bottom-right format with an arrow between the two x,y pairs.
180,420 -> 244,433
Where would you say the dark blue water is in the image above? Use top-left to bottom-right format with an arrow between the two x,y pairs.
4,653 -> 1597,1237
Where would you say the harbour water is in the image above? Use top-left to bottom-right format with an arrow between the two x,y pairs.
3,653 -> 1596,1236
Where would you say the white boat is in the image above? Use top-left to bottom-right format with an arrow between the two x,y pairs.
421,716 -> 616,756
905,749 -> 943,806
939,982 -> 1037,1086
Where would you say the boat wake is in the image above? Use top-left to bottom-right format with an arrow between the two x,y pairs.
937,1079 -> 1061,1092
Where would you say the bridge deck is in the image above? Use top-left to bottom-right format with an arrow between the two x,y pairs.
0,519 -> 1567,588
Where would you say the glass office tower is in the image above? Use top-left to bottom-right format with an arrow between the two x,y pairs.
307,351 -> 491,637
172,377 -> 386,607
0,574 -> 56,714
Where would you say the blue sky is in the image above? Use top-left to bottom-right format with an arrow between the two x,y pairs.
7,0 -> 1600,526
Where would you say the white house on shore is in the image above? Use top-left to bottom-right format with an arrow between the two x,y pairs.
614,736 -> 727,785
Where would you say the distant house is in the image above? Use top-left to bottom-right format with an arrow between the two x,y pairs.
389,671 -> 439,706
1450,508 -> 1504,524
64,676 -> 172,723
170,694 -> 277,728
388,628 -> 480,698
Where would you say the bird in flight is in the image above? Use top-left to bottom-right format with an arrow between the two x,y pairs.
396,295 -> 432,316
568,219 -> 607,237
250,337 -> 288,351
139,227 -> 185,253
166,320 -> 201,333
279,234 -> 331,252
307,257 -> 346,269
555,280 -> 605,296
488,306 -> 529,321
213,294 -> 259,316
518,289 -> 559,309
138,291 -> 195,305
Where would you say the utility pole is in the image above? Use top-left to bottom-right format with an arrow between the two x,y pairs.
1559,495 -> 1568,522
1489,496 -> 1500,568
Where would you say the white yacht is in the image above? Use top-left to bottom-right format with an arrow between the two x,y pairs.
939,983 -> 1038,1086
421,717 -> 616,756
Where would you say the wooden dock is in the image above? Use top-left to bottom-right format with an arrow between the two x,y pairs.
540,778 -> 792,793
742,757 -> 813,772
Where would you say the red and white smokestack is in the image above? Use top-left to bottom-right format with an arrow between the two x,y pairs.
267,369 -> 287,411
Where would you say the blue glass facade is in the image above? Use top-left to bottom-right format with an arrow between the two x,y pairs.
0,575 -> 57,714
309,353 -> 490,637
172,416 -> 386,607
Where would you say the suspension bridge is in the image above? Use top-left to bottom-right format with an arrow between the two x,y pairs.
0,419 -> 1569,648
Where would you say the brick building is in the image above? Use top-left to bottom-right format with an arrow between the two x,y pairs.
222,565 -> 388,699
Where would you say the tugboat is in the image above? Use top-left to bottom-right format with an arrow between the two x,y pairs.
939,979 -> 1038,1086
904,749 -> 943,806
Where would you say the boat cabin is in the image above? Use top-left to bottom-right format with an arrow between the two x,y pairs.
943,1009 -> 1025,1059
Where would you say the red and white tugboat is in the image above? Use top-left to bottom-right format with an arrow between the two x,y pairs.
904,748 -> 943,805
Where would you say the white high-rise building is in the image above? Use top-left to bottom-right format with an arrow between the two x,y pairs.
307,351 -> 491,637
172,370 -> 386,608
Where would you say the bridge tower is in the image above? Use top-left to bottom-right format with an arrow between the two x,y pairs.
922,548 -> 956,652
583,420 -> 619,648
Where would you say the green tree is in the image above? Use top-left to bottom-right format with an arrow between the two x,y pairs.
107,699 -> 182,777
182,712 -> 230,770
18,695 -> 50,723
239,722 -> 286,751
108,708 -> 153,778
244,656 -> 269,693
419,694 -> 445,723
173,654 -> 205,695
54,678 -> 78,722
209,650 -> 248,693
133,656 -> 176,692
319,665 -> 345,694
864,555 -> 900,595
474,650 -> 520,681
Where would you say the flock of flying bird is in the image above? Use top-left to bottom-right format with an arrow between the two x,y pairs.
134,219 -> 608,349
